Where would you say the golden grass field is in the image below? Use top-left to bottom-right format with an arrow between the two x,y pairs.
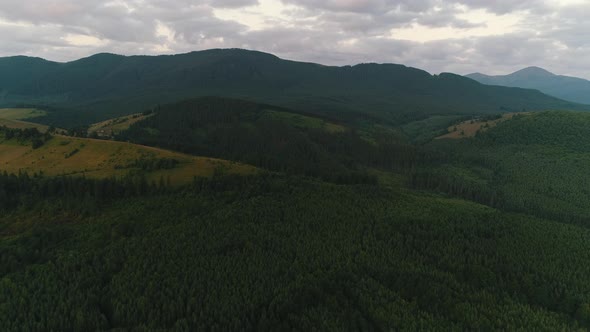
0,135 -> 257,185
88,113 -> 154,137
437,113 -> 529,139
0,108 -> 47,120
0,108 -> 51,132
0,118 -> 50,132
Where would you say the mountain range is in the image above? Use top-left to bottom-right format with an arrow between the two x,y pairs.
4,49 -> 590,330
467,67 -> 590,104
0,49 -> 585,127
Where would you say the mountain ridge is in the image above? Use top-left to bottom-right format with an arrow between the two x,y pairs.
0,48 -> 586,127
466,67 -> 590,104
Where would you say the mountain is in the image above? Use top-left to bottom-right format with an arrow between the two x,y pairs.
466,66 -> 590,104
0,49 -> 585,127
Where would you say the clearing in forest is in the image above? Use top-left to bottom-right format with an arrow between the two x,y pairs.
437,113 -> 529,139
0,135 -> 256,185
88,113 -> 154,138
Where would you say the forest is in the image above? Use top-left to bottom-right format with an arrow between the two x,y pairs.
2,96 -> 590,331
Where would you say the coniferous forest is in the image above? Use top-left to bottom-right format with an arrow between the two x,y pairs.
2,53 -> 590,331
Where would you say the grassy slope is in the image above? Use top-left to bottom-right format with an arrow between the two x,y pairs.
0,108 -> 51,132
88,113 -> 154,137
437,113 -> 530,139
0,108 -> 46,120
0,118 -> 49,132
0,135 -> 256,185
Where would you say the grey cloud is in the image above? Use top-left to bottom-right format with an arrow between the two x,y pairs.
0,0 -> 590,80
209,0 -> 259,8
279,0 -> 435,14
456,0 -> 548,14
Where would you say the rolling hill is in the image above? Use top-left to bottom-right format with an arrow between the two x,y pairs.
420,110 -> 590,224
0,133 -> 256,185
1,49 -> 586,127
4,98 -> 590,330
115,97 -> 416,184
467,67 -> 590,104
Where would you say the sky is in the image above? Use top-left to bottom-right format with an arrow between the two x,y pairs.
0,0 -> 588,78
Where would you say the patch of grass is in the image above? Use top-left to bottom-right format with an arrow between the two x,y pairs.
0,118 -> 50,132
0,136 -> 257,184
0,108 -> 47,120
88,113 -> 154,137
437,113 -> 530,140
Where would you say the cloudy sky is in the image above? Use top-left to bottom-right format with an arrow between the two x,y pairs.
0,0 -> 588,78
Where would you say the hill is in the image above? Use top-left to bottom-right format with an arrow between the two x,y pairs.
3,161 -> 590,331
3,100 -> 590,330
115,97 -> 415,184
88,112 -> 154,138
467,67 -> 590,104
0,108 -> 52,132
0,49 -> 585,127
0,118 -> 50,132
418,110 -> 590,225
0,133 -> 255,185
436,113 -> 528,139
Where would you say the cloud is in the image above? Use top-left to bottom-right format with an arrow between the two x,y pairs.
0,0 -> 588,79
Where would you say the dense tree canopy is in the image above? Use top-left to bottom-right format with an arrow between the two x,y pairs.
2,99 -> 590,330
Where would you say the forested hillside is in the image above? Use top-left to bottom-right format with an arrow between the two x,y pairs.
117,97 -> 415,183
2,173 -> 590,331
2,96 -> 590,330
1,49 -> 585,127
415,111 -> 590,225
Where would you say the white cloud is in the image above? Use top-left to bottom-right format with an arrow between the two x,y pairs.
0,0 -> 588,79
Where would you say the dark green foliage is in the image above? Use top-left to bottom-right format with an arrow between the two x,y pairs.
414,111 -> 590,226
1,173 -> 590,331
64,148 -> 80,158
1,49 -> 585,128
2,95 -> 590,330
117,97 -> 410,184
0,171 -> 164,212
67,126 -> 89,138
0,126 -> 51,148
129,157 -> 179,171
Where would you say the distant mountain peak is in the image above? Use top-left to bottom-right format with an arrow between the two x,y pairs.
466,65 -> 590,105
512,66 -> 555,77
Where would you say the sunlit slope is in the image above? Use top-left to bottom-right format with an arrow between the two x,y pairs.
0,108 -> 51,132
437,113 -> 530,139
0,108 -> 46,120
0,118 -> 50,132
88,112 -> 154,137
0,135 -> 256,184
